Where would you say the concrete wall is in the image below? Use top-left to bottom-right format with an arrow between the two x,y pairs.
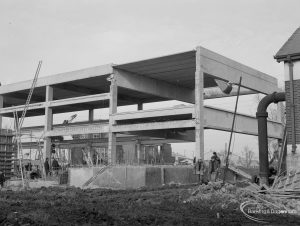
163,166 -> 198,184
68,167 -> 94,187
68,165 -> 200,189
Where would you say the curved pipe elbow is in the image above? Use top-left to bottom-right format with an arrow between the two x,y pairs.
256,92 -> 285,118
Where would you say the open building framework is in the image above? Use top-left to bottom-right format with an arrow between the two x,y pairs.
0,46 -> 283,165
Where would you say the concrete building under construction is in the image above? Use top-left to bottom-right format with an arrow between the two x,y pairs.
0,46 -> 284,188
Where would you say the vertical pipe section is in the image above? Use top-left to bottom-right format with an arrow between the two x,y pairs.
256,92 -> 285,185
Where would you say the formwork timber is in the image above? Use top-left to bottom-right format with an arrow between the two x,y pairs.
0,46 -> 283,187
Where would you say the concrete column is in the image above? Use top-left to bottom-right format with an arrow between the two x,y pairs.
108,75 -> 117,164
136,141 -> 141,164
88,109 -> 94,122
137,102 -> 143,111
44,85 -> 53,160
0,95 -> 3,129
88,109 -> 94,139
195,46 -> 205,160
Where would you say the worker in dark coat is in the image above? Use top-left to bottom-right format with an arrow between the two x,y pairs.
52,158 -> 60,176
194,158 -> 205,184
44,158 -> 50,177
210,152 -> 221,182
0,171 -> 5,188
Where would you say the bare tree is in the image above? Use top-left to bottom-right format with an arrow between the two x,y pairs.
237,145 -> 254,168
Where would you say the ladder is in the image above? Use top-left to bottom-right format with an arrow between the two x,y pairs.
82,148 -> 93,167
82,165 -> 112,188
13,61 -> 42,187
18,61 -> 42,129
271,127 -> 288,189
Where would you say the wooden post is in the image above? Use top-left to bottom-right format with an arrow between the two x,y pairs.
108,74 -> 117,164
44,85 -> 53,160
195,46 -> 205,160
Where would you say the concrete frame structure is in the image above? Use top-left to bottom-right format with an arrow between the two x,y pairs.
0,46 -> 282,164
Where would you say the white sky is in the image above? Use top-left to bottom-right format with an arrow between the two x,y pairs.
1,0 -> 299,159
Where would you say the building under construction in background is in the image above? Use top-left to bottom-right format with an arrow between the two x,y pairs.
0,45 -> 288,189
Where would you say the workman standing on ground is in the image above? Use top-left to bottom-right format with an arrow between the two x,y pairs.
52,158 -> 60,176
194,158 -> 205,184
44,158 -> 50,177
210,152 -> 221,182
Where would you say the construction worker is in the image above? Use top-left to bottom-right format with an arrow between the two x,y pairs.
44,158 -> 50,177
52,158 -> 60,176
210,152 -> 221,182
194,158 -> 204,184
0,171 -> 5,188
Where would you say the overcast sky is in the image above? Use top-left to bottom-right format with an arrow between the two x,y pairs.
1,0 -> 299,159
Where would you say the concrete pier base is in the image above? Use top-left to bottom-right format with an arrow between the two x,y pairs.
69,165 -> 199,189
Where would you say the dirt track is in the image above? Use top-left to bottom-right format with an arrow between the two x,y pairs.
0,185 -> 299,225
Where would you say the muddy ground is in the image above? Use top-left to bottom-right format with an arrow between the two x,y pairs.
0,185 -> 299,225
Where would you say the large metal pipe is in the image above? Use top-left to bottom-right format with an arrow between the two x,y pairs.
256,92 -> 285,185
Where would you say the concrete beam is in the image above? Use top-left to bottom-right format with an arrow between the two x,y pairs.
48,93 -> 110,108
112,105 -> 193,121
204,106 -> 283,139
5,92 -> 45,103
200,47 -> 280,94
112,120 -> 195,132
46,123 -> 109,137
55,83 -> 98,95
204,88 -> 256,99
126,130 -> 195,142
0,93 -> 110,115
20,106 -> 283,139
0,102 -> 45,114
114,69 -> 194,103
0,64 -> 113,95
